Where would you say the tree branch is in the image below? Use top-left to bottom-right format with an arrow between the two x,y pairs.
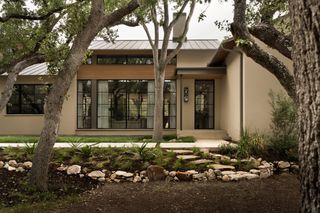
249,23 -> 292,59
0,54 -> 45,112
0,3 -> 76,22
231,0 -> 296,101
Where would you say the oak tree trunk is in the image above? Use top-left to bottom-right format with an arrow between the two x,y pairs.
152,67 -> 165,142
289,1 -> 320,212
29,0 -> 139,191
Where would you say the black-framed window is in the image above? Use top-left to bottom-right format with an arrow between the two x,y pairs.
7,84 -> 49,114
77,80 -> 176,129
77,80 -> 92,129
195,80 -> 214,129
96,55 -> 176,65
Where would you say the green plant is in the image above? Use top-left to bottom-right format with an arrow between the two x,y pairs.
178,136 -> 196,142
267,92 -> 298,161
78,145 -> 93,158
133,142 -> 155,161
163,134 -> 177,141
192,147 -> 201,156
218,144 -> 238,156
173,158 -> 184,170
235,130 -> 266,158
23,141 -> 38,156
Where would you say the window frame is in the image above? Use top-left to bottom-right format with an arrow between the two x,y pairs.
6,84 -> 50,115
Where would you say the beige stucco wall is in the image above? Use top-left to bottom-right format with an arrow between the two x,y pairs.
243,40 -> 293,134
0,76 -> 77,135
219,51 -> 241,140
177,50 -> 214,67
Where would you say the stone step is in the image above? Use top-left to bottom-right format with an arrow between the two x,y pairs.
190,159 -> 214,165
207,164 -> 235,171
176,155 -> 201,160
170,150 -> 194,155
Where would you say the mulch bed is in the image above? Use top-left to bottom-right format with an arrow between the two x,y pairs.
0,168 -> 99,207
56,173 -> 300,213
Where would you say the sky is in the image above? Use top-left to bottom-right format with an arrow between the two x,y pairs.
115,1 -> 234,41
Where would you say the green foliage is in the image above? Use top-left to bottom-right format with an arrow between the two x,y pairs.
77,145 -> 93,159
218,144 -> 238,156
236,130 -> 265,158
267,92 -> 298,161
192,147 -> 201,155
23,141 -> 38,156
178,136 -> 196,142
163,134 -> 177,141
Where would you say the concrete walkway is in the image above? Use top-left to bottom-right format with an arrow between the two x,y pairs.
0,139 -> 232,150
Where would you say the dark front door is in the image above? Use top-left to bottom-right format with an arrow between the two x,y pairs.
195,80 -> 214,129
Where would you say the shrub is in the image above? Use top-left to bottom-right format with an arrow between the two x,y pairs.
236,130 -> 265,158
218,144 -> 238,156
163,134 -> 177,141
267,92 -> 298,161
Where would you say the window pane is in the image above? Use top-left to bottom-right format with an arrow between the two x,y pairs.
195,80 -> 214,129
77,81 -> 92,128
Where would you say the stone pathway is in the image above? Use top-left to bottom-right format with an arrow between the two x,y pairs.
0,139 -> 233,149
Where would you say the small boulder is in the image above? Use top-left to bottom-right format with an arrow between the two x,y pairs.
88,171 -> 105,179
8,160 -> 17,167
221,171 -> 236,176
208,164 -> 235,171
115,171 -> 134,178
249,169 -> 260,175
0,161 -> 4,169
133,175 -> 142,183
278,161 -> 290,170
222,175 -> 231,182
98,177 -> 106,182
67,165 -> 81,175
57,164 -> 68,172
169,171 -> 177,177
176,171 -> 193,181
16,167 -> 25,172
23,161 -> 33,169
147,165 -> 166,181
110,173 -> 117,180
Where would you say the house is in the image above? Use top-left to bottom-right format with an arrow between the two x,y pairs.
0,24 -> 292,141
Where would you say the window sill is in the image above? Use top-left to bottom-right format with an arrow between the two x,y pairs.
4,114 -> 44,117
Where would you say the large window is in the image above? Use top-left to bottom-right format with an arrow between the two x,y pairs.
7,84 -> 49,114
77,80 -> 176,129
195,80 -> 214,129
96,55 -> 176,65
77,80 -> 92,129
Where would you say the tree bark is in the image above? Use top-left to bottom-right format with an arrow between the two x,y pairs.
232,0 -> 296,101
0,54 -> 45,112
289,1 -> 320,212
29,0 -> 139,191
153,67 -> 165,141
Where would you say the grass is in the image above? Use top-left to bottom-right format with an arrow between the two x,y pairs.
0,135 -> 196,143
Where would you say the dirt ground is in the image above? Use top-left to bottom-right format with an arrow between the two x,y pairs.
56,173 -> 300,213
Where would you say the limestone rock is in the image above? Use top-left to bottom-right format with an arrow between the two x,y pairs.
278,161 -> 290,169
98,177 -> 106,182
176,171 -> 193,181
23,161 -> 32,169
147,165 -> 166,181
171,150 -> 193,155
16,167 -> 25,172
115,171 -> 134,178
0,161 -> 4,169
8,160 -> 17,167
57,164 -> 68,171
190,159 -> 213,165
207,164 -> 235,171
169,171 -> 177,177
88,171 -> 105,179
249,169 -> 260,175
222,175 -> 231,182
110,173 -> 117,180
133,175 -> 142,183
221,171 -> 236,176
67,165 -> 81,175
176,155 -> 200,160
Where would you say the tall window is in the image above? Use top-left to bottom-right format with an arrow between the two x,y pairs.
78,80 -> 176,129
77,80 -> 92,128
195,80 -> 214,129
96,55 -> 176,65
7,84 -> 49,114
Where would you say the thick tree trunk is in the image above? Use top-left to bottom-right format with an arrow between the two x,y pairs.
0,55 -> 44,112
289,1 -> 320,212
29,0 -> 139,191
152,67 -> 165,142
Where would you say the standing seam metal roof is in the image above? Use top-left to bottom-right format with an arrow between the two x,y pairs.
3,39 -> 220,76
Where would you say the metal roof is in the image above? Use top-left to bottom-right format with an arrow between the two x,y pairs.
1,39 -> 220,76
89,39 -> 220,50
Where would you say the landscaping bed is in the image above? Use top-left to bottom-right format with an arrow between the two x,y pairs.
0,135 -> 196,143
